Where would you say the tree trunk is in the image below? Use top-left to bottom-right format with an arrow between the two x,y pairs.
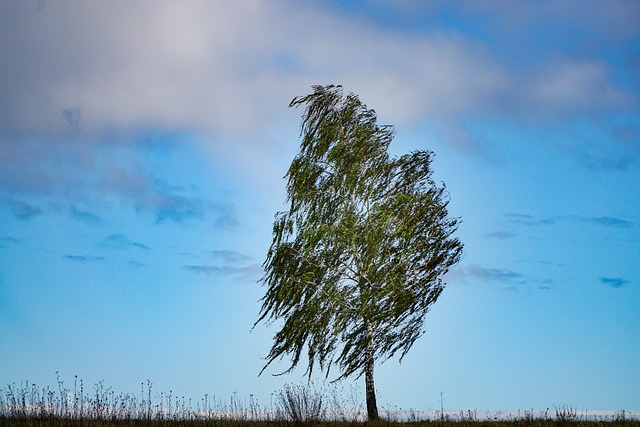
365,323 -> 379,421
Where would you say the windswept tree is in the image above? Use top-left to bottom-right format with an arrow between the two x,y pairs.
256,85 -> 463,421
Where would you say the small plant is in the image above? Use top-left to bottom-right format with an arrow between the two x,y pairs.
554,404 -> 579,422
459,409 -> 478,422
326,383 -> 365,422
438,391 -> 446,423
274,383 -> 324,425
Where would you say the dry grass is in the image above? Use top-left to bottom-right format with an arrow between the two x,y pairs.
1,375 -> 637,427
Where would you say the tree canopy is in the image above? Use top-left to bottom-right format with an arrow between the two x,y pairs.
256,85 -> 464,420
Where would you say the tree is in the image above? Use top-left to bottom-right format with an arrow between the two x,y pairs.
256,85 -> 464,421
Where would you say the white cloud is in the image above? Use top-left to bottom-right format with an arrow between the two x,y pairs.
457,0 -> 640,42
1,0 -> 633,139
0,0 -> 637,210
524,59 -> 633,118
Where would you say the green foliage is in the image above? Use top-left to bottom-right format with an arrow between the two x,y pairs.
256,85 -> 464,382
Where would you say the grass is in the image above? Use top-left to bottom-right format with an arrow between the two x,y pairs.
1,375 -> 637,427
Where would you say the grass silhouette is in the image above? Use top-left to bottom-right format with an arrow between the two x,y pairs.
1,375 -> 637,427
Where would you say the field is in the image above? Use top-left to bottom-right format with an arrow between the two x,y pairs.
2,377 -> 637,427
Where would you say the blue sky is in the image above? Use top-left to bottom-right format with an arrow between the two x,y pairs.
1,0 -> 639,413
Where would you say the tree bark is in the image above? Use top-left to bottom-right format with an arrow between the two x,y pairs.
365,323 -> 379,421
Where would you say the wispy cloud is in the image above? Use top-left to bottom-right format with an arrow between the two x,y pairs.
0,136 -> 235,225
449,264 -> 525,286
69,205 -> 103,224
90,152 -> 238,226
151,194 -> 236,227
102,234 -> 149,250
2,198 -> 42,220
183,246 -> 262,282
484,230 -> 515,240
536,279 -> 553,290
209,249 -> 253,264
600,277 -> 630,288
0,236 -> 19,248
580,217 -> 634,228
505,213 -> 533,223
466,264 -> 525,283
181,244 -> 264,282
184,264 -> 263,282
578,143 -> 640,171
64,255 -> 106,262
539,260 -> 566,267
506,213 -> 634,228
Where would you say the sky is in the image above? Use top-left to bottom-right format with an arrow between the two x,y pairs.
1,0 -> 639,414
